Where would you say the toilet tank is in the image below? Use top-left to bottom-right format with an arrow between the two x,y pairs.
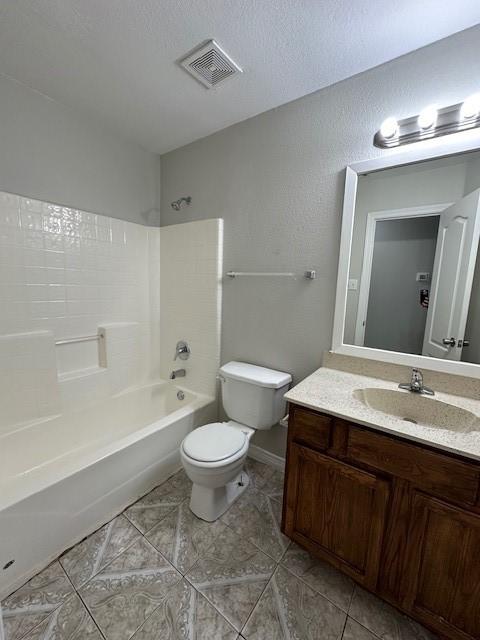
219,362 -> 292,430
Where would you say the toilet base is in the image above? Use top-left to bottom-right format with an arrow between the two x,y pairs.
189,470 -> 250,521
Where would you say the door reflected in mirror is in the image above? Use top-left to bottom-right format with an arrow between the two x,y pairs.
344,151 -> 480,365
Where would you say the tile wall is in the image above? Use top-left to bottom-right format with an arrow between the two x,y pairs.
0,191 -> 223,431
0,190 -> 160,430
160,219 -> 223,397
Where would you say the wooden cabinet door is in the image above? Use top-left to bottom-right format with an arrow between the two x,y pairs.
403,493 -> 480,640
283,443 -> 390,589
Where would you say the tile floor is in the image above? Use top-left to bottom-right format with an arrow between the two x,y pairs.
1,458 -> 439,640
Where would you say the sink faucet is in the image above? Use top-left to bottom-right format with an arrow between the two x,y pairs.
170,368 -> 186,380
399,368 -> 434,396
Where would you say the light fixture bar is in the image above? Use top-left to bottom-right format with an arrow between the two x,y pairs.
374,100 -> 480,148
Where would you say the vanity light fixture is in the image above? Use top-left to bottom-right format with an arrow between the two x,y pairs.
379,116 -> 399,139
417,105 -> 438,130
374,95 -> 480,148
460,93 -> 480,121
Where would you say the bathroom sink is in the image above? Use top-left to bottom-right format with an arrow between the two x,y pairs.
353,388 -> 480,433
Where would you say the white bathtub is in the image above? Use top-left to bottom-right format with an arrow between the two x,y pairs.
0,381 -> 216,598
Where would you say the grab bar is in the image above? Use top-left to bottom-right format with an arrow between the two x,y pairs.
55,331 -> 104,346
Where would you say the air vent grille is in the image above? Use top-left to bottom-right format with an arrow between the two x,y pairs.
180,40 -> 242,89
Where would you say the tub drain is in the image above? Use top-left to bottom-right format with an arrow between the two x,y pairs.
177,390 -> 185,401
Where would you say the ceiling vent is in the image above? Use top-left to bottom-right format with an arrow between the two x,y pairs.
180,40 -> 242,89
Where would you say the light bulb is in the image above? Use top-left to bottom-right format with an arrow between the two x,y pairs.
380,117 -> 399,139
460,93 -> 480,121
418,105 -> 438,130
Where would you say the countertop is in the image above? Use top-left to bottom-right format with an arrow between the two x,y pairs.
284,366 -> 480,462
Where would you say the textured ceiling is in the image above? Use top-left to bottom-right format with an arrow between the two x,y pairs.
1,0 -> 480,154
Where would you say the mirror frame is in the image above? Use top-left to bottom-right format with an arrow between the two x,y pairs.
332,131 -> 480,378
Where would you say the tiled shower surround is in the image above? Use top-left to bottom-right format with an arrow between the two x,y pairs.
0,190 -> 156,427
0,189 -> 222,429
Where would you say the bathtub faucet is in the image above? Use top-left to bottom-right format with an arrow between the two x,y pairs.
170,368 -> 186,379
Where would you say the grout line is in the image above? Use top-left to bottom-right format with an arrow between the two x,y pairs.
233,477 -> 286,635
219,491 -> 288,564
343,616 -> 383,639
183,535 -> 278,634
219,518 -> 282,564
10,592 -> 77,640
122,471 -> 190,536
119,512 -> 146,537
1,560 -> 75,640
279,560 -> 353,614
6,466 -> 280,639
124,501 -> 180,537
74,537 -> 182,640
188,579 -> 239,637
239,562 -> 279,635
62,566 -> 107,640
61,518 -> 143,590
347,582 -> 356,614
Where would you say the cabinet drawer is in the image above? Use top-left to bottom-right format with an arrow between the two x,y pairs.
289,405 -> 332,451
347,427 -> 480,506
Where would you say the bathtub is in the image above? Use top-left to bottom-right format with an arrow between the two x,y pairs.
0,381 -> 216,598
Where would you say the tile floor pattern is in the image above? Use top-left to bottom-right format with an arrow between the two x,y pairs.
1,458 -> 439,640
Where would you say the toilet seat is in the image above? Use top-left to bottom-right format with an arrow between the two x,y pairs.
182,423 -> 247,463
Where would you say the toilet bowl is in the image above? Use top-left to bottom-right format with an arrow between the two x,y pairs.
181,421 -> 253,521
181,362 -> 291,521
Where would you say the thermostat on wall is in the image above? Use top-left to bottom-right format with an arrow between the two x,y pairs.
416,272 -> 430,282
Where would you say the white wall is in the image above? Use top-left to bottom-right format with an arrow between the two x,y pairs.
0,73 -> 160,225
0,190 -> 159,429
464,155 -> 480,194
160,26 -> 480,457
160,219 -> 223,398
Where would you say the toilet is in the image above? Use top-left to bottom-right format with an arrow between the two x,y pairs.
181,361 -> 292,521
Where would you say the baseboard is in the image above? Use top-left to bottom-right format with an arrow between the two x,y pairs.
249,444 -> 285,471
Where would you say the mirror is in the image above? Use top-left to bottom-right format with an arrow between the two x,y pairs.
342,149 -> 480,366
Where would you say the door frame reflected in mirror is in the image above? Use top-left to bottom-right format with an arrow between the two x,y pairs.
332,130 -> 480,378
354,204 -> 448,347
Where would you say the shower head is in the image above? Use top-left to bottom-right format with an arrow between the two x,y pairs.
170,196 -> 192,211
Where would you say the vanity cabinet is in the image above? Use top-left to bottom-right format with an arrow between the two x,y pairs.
282,403 -> 480,640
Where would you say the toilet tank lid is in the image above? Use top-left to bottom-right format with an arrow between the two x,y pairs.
219,361 -> 292,389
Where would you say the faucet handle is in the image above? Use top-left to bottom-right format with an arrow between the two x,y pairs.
174,340 -> 191,361
411,368 -> 423,383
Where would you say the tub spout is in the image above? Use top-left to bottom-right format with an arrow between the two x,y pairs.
170,369 -> 186,379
